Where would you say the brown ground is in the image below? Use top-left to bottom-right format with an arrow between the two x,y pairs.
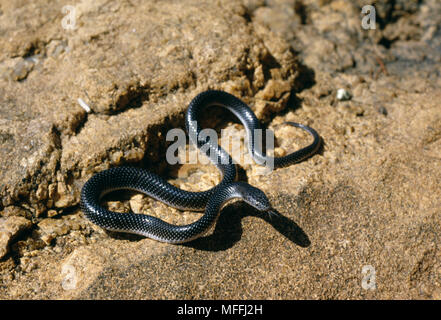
0,0 -> 440,299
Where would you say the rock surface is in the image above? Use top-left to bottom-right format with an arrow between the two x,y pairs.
1,0 -> 440,299
0,216 -> 32,259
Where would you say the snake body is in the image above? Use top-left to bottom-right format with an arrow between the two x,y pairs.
80,90 -> 320,243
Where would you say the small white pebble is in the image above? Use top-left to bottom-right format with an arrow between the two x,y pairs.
336,88 -> 352,101
77,98 -> 91,113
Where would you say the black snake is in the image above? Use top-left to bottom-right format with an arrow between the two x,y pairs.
80,90 -> 320,243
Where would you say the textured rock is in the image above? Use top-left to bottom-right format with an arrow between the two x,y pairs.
1,0 -> 441,300
0,216 -> 32,259
37,214 -> 86,245
0,0 -> 300,217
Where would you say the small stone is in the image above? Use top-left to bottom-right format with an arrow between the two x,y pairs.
378,106 -> 388,116
20,257 -> 38,273
106,201 -> 125,212
47,210 -> 58,218
48,183 -> 57,199
253,65 -> 265,89
176,164 -> 199,179
0,216 -> 32,259
54,182 -> 76,208
124,148 -> 144,162
274,147 -> 286,157
130,194 -> 144,213
254,93 -> 290,119
11,59 -> 34,81
1,206 -> 27,218
37,215 -> 84,245
336,88 -> 352,101
111,151 -> 124,165
35,183 -> 48,201
255,79 -> 291,101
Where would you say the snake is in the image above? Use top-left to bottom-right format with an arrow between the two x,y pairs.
80,90 -> 320,243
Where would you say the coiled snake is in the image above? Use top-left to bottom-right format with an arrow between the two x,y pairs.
80,90 -> 320,243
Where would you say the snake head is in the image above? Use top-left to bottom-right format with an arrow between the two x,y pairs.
232,182 -> 272,213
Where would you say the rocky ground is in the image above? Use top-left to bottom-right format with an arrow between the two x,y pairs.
0,0 -> 440,299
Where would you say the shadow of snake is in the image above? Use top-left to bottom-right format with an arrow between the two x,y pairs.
182,203 -> 311,251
